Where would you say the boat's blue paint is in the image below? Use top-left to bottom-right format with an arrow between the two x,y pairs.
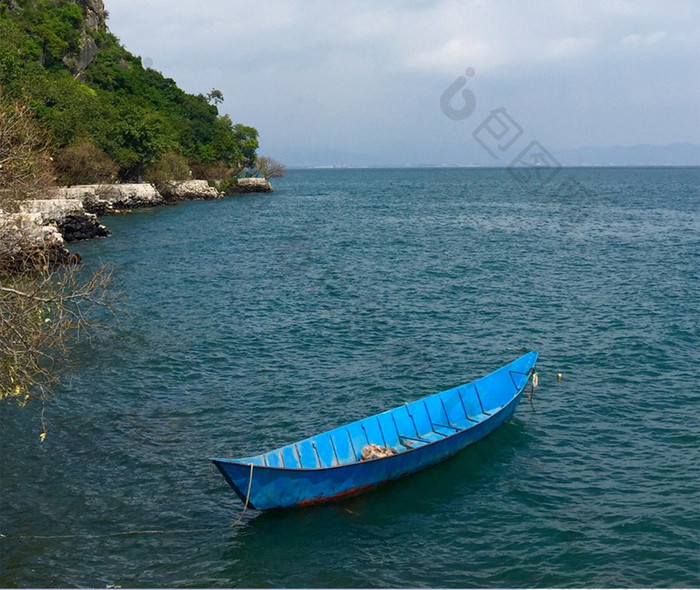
212,351 -> 537,510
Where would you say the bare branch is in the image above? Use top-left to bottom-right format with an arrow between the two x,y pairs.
255,156 -> 286,180
0,285 -> 54,302
0,94 -> 118,421
0,99 -> 57,209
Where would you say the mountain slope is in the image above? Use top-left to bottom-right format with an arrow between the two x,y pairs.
0,0 -> 257,184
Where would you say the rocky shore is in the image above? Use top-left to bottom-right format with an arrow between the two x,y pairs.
21,198 -> 110,242
235,177 -> 274,193
1,178 -> 273,267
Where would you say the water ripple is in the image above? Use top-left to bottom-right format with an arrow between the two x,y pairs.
1,168 -> 698,587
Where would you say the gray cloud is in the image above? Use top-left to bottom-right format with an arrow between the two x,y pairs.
106,0 -> 700,166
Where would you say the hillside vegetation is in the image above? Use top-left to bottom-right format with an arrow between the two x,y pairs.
0,0 -> 258,189
0,0 -> 260,414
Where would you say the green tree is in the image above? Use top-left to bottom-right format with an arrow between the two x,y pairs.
206,88 -> 224,105
114,110 -> 177,180
211,115 -> 243,165
233,124 -> 259,166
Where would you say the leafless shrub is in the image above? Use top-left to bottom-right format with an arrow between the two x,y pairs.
53,138 -> 119,186
0,96 -> 117,438
255,156 -> 286,179
0,249 -> 114,410
0,100 -> 57,209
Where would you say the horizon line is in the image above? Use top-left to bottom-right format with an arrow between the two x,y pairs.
285,164 -> 700,170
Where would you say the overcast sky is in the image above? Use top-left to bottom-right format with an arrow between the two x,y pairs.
106,0 -> 700,166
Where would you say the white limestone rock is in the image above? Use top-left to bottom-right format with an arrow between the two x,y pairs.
159,179 -> 223,201
0,211 -> 70,268
59,183 -> 164,215
235,178 -> 274,193
20,198 -> 109,242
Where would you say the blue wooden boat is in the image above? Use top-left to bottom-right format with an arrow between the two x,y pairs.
212,351 -> 537,510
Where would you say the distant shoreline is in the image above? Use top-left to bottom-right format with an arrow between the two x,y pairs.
286,164 -> 700,170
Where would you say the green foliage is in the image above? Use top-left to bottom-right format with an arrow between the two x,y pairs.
206,89 -> 224,105
145,150 -> 190,186
6,0 -> 84,69
0,0 -> 258,183
29,71 -> 109,147
233,124 -> 259,166
216,175 -> 239,196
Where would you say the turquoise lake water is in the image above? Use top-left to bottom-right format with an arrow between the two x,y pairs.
1,167 -> 699,587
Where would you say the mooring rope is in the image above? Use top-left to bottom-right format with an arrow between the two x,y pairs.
1,463 -> 257,540
0,527 -> 223,541
230,462 -> 254,528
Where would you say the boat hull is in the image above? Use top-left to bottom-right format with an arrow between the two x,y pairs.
213,351 -> 537,510
214,392 -> 522,509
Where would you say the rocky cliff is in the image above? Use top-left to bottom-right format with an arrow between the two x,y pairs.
80,0 -> 107,31
63,0 -> 107,75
